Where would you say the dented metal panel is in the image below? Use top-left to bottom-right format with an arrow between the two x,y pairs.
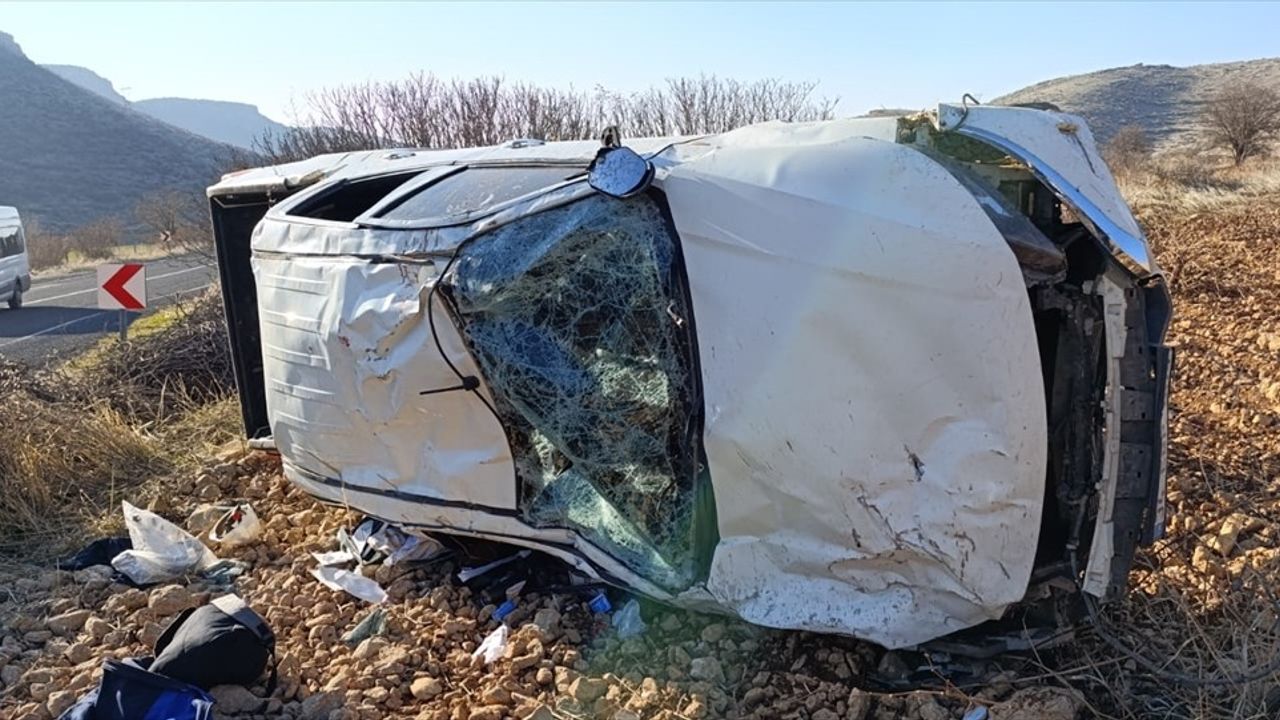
939,103 -> 1158,276
660,128 -> 1046,646
253,253 -> 517,512
209,107 -> 1171,650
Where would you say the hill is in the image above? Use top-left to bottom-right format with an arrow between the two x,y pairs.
43,64 -> 128,105
993,58 -> 1280,151
41,63 -> 285,149
134,97 -> 286,149
0,43 -> 230,233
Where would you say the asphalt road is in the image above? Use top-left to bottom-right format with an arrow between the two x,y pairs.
0,255 -> 218,366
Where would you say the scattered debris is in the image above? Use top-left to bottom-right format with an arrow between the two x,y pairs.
342,608 -> 388,645
56,538 -> 132,573
207,503 -> 262,549
310,566 -> 388,604
458,549 -> 531,583
472,625 -> 509,665
111,502 -> 218,585
612,599 -> 646,639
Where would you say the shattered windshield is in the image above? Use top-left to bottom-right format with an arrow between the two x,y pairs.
447,192 -> 710,590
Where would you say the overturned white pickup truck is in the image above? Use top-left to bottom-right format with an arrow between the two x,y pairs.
208,103 -> 1172,648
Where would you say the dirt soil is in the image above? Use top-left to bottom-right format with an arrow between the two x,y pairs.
3,197 -> 1280,720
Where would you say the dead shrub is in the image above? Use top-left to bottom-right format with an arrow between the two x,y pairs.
19,216 -> 72,271
0,369 -> 164,552
1104,124 -> 1152,174
134,190 -> 213,260
0,289 -> 236,557
256,73 -> 838,163
69,217 -> 124,261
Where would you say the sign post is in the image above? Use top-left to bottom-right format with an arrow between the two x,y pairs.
98,264 -> 147,341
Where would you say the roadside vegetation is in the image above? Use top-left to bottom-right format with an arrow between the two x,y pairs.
5,79 -> 1280,718
24,188 -> 211,273
0,291 -> 237,556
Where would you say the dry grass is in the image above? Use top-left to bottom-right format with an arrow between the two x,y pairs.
4,157 -> 1280,719
30,242 -> 174,277
1037,158 -> 1280,719
0,289 -> 236,561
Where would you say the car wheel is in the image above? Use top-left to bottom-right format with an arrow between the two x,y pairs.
8,289 -> 21,309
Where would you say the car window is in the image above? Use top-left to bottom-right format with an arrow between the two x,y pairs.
0,227 -> 22,259
375,166 -> 582,222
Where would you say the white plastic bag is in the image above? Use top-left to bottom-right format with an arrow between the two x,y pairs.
612,598 -> 647,639
311,566 -> 388,604
312,550 -> 357,566
111,502 -> 219,584
209,503 -> 262,548
472,625 -> 509,665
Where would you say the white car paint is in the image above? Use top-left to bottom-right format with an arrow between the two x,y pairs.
208,105 -> 1165,648
0,206 -> 31,309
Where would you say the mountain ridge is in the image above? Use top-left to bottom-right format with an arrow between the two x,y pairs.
0,47 -> 231,232
993,57 -> 1280,151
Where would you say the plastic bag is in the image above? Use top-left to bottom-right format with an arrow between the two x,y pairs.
311,566 -> 388,604
111,502 -> 219,585
209,504 -> 261,548
472,625 -> 509,665
612,599 -> 646,639
312,550 -> 357,566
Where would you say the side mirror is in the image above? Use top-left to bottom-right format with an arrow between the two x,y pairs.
587,146 -> 654,199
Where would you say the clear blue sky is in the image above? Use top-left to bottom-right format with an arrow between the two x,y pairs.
4,1 -> 1278,123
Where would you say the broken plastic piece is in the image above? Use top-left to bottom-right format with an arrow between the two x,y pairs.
337,518 -> 444,567
112,502 -> 219,585
492,600 -> 516,622
343,608 -> 388,645
458,550 -> 531,583
588,592 -> 612,614
612,599 -> 646,638
311,566 -> 388,604
200,559 -> 249,584
504,580 -> 526,600
386,534 -> 445,566
209,503 -> 262,548
472,625 -> 509,664
312,550 -> 357,566
962,707 -> 989,720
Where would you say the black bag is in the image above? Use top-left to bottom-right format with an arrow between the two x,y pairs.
58,658 -> 213,720
150,594 -> 276,692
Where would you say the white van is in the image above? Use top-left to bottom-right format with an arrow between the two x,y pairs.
0,206 -> 31,309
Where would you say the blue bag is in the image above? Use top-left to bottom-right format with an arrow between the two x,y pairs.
58,658 -> 213,720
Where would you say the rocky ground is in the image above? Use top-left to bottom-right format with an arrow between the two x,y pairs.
0,446 -> 1085,720
4,182 -> 1280,720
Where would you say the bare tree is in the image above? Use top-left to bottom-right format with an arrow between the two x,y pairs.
1104,124 -> 1152,172
1204,81 -> 1280,165
255,74 -> 837,164
135,190 -> 212,259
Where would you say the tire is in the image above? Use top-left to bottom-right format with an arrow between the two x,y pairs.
8,289 -> 21,309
